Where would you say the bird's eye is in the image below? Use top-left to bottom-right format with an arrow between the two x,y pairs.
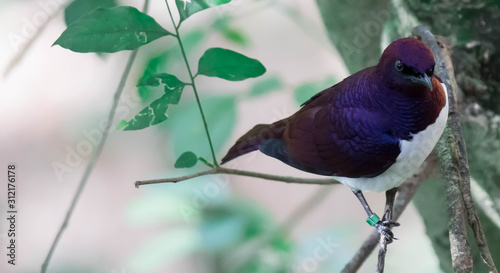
426,66 -> 434,76
395,60 -> 403,72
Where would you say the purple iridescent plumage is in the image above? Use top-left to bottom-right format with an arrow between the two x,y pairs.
221,38 -> 447,181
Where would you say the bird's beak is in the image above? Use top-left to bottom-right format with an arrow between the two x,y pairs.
412,74 -> 433,91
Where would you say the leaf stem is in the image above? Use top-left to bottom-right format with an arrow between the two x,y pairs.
198,157 -> 215,168
40,1 -> 149,272
165,0 -> 219,166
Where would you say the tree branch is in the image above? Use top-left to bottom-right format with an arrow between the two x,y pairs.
341,154 -> 437,273
376,188 -> 397,273
40,1 -> 149,272
415,25 -> 473,273
376,235 -> 388,273
135,166 -> 340,187
439,37 -> 499,273
413,25 -> 497,273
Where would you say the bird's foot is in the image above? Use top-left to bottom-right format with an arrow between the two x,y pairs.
374,220 -> 400,244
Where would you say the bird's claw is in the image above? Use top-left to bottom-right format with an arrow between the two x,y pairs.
382,220 -> 400,227
374,220 -> 399,244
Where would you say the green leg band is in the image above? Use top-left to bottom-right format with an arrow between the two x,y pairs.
366,213 -> 380,226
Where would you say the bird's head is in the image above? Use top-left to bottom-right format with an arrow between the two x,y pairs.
377,37 -> 436,92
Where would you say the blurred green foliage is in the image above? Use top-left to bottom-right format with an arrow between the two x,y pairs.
463,107 -> 500,210
315,0 -> 392,73
165,95 -> 237,158
294,75 -> 336,106
249,75 -> 284,97
126,188 -> 293,273
214,17 -> 250,47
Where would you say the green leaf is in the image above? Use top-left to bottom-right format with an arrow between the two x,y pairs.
174,151 -> 198,168
64,0 -> 117,26
197,48 -> 266,81
138,73 -> 186,105
116,120 -> 128,130
137,51 -> 170,100
122,94 -> 170,130
122,74 -> 186,130
54,6 -> 171,53
294,75 -> 336,105
136,30 -> 205,100
176,0 -> 232,25
249,76 -> 283,97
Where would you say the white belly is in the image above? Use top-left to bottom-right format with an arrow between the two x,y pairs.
334,83 -> 449,192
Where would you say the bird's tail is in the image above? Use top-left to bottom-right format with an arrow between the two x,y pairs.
221,119 -> 287,164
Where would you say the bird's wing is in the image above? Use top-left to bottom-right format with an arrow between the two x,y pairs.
281,79 -> 401,178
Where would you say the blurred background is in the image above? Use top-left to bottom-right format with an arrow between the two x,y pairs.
1,0 -> 499,273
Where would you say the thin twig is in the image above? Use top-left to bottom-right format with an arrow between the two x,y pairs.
165,0 -> 219,166
341,154 -> 437,273
376,188 -> 398,273
413,25 -> 498,273
376,236 -> 387,273
3,1 -> 70,77
135,166 -> 339,187
40,2 -> 150,272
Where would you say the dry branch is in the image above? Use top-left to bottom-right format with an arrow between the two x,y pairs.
136,166 -> 340,187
